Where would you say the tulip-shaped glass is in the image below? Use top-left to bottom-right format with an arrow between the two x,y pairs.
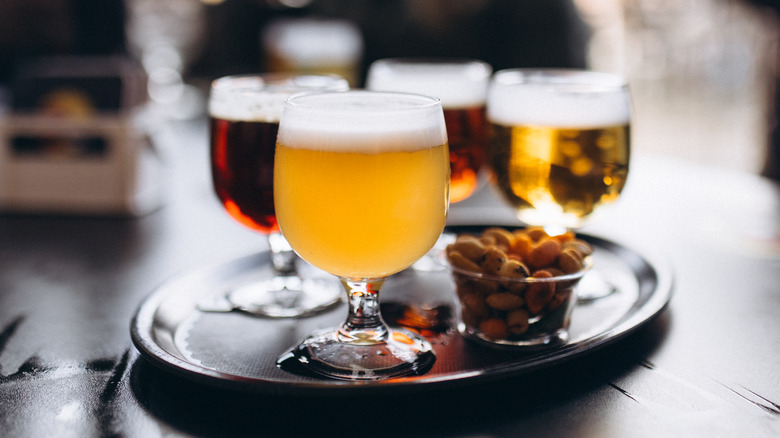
274,91 -> 450,379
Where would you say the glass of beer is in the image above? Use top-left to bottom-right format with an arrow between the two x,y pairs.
366,58 -> 491,203
274,91 -> 450,380
486,69 -> 631,299
208,74 -> 348,317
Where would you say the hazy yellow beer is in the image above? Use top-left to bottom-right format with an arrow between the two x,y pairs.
487,70 -> 631,230
274,91 -> 450,279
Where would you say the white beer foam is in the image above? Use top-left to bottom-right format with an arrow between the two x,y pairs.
488,81 -> 631,128
366,61 -> 491,108
209,75 -> 348,123
277,92 -> 448,153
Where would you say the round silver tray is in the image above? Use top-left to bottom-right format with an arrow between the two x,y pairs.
130,228 -> 672,395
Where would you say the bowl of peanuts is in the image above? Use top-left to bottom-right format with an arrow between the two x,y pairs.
444,226 -> 593,348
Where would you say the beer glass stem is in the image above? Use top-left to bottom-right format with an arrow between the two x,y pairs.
337,278 -> 389,344
267,231 -> 297,276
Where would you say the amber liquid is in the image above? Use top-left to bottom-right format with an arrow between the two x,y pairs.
445,106 -> 487,203
210,117 -> 279,234
274,142 -> 450,279
488,123 -> 630,229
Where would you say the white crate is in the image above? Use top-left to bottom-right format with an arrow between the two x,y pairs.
0,113 -> 164,216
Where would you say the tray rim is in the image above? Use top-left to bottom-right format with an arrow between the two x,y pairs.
130,229 -> 673,395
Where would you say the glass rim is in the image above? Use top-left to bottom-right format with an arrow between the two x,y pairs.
371,57 -> 492,71
492,68 -> 627,89
210,73 -> 349,92
284,90 -> 442,113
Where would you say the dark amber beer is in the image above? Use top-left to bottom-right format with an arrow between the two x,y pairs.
208,74 -> 348,235
366,58 -> 491,203
210,118 -> 279,233
442,105 -> 488,203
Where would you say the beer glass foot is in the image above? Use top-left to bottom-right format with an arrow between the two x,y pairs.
280,328 -> 436,381
226,275 -> 342,318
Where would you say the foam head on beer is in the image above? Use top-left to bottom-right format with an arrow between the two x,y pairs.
277,91 -> 448,153
487,70 -> 631,128
208,74 -> 349,123
366,59 -> 492,109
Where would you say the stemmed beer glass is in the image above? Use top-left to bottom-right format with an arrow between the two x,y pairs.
208,74 -> 348,317
486,69 -> 631,300
274,91 -> 450,380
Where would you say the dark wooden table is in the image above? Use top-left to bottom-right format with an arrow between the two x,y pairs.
1,119 -> 778,437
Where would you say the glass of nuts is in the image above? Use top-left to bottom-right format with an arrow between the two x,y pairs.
445,226 -> 593,348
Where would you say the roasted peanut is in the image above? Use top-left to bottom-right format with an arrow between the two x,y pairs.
546,267 -> 565,277
486,292 -> 525,311
525,226 -> 548,242
479,236 -> 497,247
525,270 -> 556,314
527,238 -> 561,269
459,290 -> 490,318
466,277 -> 500,295
563,239 -> 593,257
480,246 -> 507,274
510,233 -> 533,259
547,289 -> 571,311
448,235 -> 485,262
483,227 -> 514,249
559,248 -> 584,273
497,259 -> 531,291
507,309 -> 530,335
497,259 -> 530,278
447,250 -> 481,273
479,318 -> 509,339
551,231 -> 576,244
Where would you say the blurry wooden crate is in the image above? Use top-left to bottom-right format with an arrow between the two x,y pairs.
0,113 -> 163,215
0,56 -> 164,216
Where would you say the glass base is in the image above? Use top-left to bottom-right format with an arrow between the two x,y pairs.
281,327 -> 436,380
460,323 -> 569,350
227,275 -> 342,318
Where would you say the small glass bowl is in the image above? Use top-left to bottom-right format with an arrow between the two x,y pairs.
447,256 -> 592,348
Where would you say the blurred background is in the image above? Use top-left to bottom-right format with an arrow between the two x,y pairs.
0,0 -> 778,215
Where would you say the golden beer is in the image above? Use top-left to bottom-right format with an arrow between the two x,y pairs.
487,69 -> 631,231
275,143 -> 449,278
488,123 -> 629,229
